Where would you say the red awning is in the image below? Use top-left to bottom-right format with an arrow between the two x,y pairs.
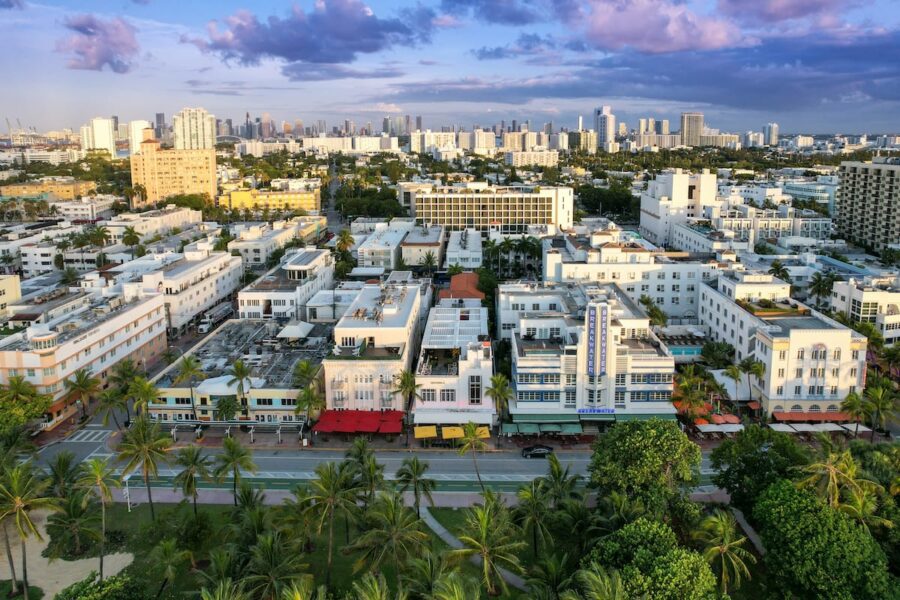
747,401 -> 761,410
773,411 -> 851,423
379,420 -> 402,434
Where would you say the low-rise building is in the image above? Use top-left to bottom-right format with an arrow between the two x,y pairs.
238,249 -> 334,321
444,228 -> 483,270
0,177 -> 96,201
413,298 -> 495,427
831,276 -> 900,346
400,225 -> 445,269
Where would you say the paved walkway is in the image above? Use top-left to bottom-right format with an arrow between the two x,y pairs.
420,506 -> 528,593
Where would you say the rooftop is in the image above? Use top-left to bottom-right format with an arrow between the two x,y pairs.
155,319 -> 332,389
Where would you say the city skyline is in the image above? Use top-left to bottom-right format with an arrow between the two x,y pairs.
2,0 -> 899,133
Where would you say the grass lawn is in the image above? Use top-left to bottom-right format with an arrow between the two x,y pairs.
0,581 -> 43,600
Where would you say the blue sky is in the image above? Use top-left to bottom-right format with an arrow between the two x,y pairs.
2,0 -> 899,133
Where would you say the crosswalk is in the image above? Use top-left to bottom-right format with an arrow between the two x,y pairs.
64,429 -> 112,443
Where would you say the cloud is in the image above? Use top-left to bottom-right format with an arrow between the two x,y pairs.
0,0 -> 24,8
281,63 -> 404,81
56,14 -> 140,73
187,0 -> 430,67
440,0 -> 541,25
717,0 -> 862,24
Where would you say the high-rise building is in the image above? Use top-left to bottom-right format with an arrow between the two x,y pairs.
764,123 -> 780,146
837,157 -> 900,251
680,112 -> 704,147
127,119 -> 152,155
79,117 -> 117,158
594,105 -> 616,146
130,137 -> 216,207
173,107 -> 216,150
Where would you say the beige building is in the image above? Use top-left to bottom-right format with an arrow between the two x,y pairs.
837,157 -> 900,251
0,275 -> 21,318
217,188 -> 320,214
130,139 -> 216,207
0,177 -> 96,200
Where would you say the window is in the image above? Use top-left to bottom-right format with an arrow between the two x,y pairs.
469,376 -> 481,404
422,389 -> 436,402
440,389 -> 455,403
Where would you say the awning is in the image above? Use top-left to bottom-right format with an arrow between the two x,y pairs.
512,413 -> 580,423
773,411 -> 851,422
560,423 -> 583,435
414,425 -> 437,439
476,426 -> 491,439
518,423 -> 541,434
747,401 -> 761,410
442,426 -> 464,439
540,423 -> 562,433
501,423 -> 519,435
579,413 -> 615,421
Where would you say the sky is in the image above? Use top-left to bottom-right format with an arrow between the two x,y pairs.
1,0 -> 899,134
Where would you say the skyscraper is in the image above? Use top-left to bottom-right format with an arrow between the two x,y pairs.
764,123 -> 780,146
680,112 -> 704,147
80,117 -> 117,158
173,107 -> 216,150
594,105 -> 616,146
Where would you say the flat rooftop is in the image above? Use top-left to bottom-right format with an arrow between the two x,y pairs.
155,319 -> 332,389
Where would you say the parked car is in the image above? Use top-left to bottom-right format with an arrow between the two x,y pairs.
521,444 -> 554,458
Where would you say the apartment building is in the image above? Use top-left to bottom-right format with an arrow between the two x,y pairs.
402,182 -> 574,234
0,275 -> 21,318
831,276 -> 900,346
357,222 -> 414,270
639,169 -> 718,246
105,205 -> 203,244
699,272 -> 867,418
0,285 -> 167,429
504,151 -> 559,168
150,319 -> 329,423
217,188 -> 321,214
444,228 -> 483,269
49,196 -> 116,221
0,177 -> 96,201
498,282 -> 676,429
400,225 -> 445,269
837,157 -> 900,251
238,249 -> 334,321
227,217 -> 326,268
130,139 -> 216,207
141,249 -> 242,336
413,298 -> 495,427
542,232 -> 724,321
323,274 -> 431,412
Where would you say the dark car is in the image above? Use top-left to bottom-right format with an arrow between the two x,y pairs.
521,444 -> 554,458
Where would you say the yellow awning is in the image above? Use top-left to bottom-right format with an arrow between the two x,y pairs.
414,425 -> 437,439
442,426 -> 464,439
476,426 -> 491,439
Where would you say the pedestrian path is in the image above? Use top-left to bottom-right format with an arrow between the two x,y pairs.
420,506 -> 528,592
63,429 -> 112,443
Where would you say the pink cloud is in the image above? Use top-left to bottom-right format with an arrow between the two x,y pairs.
56,14 -> 139,73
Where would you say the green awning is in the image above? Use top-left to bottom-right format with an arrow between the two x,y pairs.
560,423 -> 583,434
512,413 -> 580,423
579,413 -> 615,421
501,423 -> 519,435
615,413 -> 678,421
540,423 -> 562,433
518,423 -> 541,434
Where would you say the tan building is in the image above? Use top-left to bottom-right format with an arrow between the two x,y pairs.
130,139 -> 216,208
0,178 -> 96,200
217,188 -> 320,214
0,275 -> 21,318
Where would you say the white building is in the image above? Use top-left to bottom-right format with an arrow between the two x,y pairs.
504,151 -> 559,168
80,117 -> 116,158
413,298 -> 495,427
357,222 -> 414,270
831,277 -> 900,346
141,249 -> 242,336
105,205 -> 203,244
173,108 -> 216,150
323,274 -> 432,412
444,228 -> 483,270
400,225 -> 445,269
238,248 -> 334,321
699,272 -> 867,418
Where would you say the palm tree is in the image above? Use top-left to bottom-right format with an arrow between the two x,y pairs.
215,437 -> 257,506
335,229 -> 355,253
150,538 -> 191,598
540,454 -> 582,508
514,480 -> 552,557
0,463 -> 58,600
485,374 -> 513,424
174,445 -> 213,516
47,449 -> 79,497
449,498 -> 525,596
175,354 -> 204,421
767,260 -> 791,282
227,360 -> 253,415
561,563 -> 627,600
122,226 -> 141,259
75,458 -> 119,580
864,385 -> 897,444
244,531 -> 308,599
96,390 -> 126,431
305,461 -> 359,589
458,422 -> 488,493
128,376 -> 159,415
345,491 -> 429,590
64,368 -> 100,419
395,456 -> 435,518
419,251 -> 437,275
840,391 -> 867,437
694,509 -> 756,596
117,416 -> 172,521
